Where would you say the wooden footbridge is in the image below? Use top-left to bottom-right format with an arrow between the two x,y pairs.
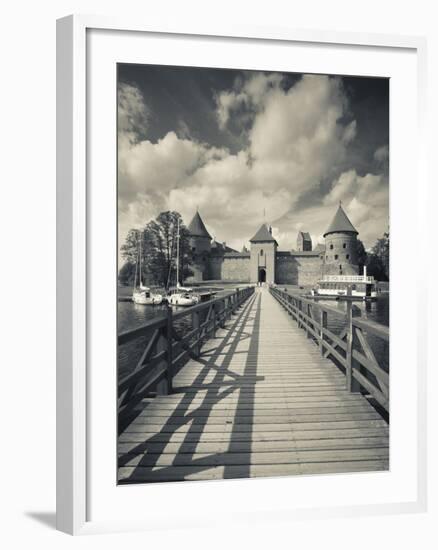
118,286 -> 389,483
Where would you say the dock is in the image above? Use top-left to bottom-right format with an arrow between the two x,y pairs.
118,287 -> 389,483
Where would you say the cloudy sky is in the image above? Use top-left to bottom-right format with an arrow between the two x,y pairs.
118,64 -> 389,259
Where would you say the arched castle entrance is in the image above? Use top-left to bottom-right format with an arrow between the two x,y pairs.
258,268 -> 266,283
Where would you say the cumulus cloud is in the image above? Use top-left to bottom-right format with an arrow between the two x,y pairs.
215,72 -> 283,130
118,82 -> 149,144
374,144 -> 389,163
248,75 -> 353,197
118,74 -> 388,257
118,130 -> 228,251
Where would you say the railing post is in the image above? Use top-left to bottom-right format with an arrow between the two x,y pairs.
219,297 -> 225,328
306,303 -> 311,338
320,309 -> 327,355
166,304 -> 173,393
156,325 -> 169,396
345,285 -> 360,392
192,309 -> 200,356
212,303 -> 217,337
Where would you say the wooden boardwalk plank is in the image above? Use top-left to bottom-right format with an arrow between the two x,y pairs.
119,460 -> 389,483
119,436 -> 389,455
119,427 -> 389,444
118,287 -> 389,483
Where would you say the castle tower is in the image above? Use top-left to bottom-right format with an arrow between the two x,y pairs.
187,211 -> 212,281
249,223 -> 277,284
323,203 -> 359,275
296,231 -> 312,251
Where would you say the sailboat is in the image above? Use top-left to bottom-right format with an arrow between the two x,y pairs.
132,232 -> 163,305
167,219 -> 200,307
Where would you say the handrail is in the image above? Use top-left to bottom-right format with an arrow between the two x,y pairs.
278,291 -> 352,318
353,317 -> 389,342
118,286 -> 255,422
270,286 -> 389,413
118,287 -> 251,345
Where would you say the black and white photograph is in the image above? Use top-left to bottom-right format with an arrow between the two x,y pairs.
117,64 -> 390,484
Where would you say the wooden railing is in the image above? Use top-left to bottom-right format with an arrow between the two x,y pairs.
270,287 -> 389,413
118,286 -> 255,422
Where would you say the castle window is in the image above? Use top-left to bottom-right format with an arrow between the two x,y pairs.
260,249 -> 264,256
330,244 -> 333,250
346,254 -> 350,260
334,254 -> 339,260
343,243 -> 346,249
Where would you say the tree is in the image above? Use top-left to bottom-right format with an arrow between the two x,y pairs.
120,228 -> 141,265
118,261 -> 136,286
366,253 -> 387,281
119,211 -> 193,289
119,227 -> 154,286
355,239 -> 367,274
372,232 -> 389,280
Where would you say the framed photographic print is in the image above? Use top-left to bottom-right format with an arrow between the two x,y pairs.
57,15 -> 427,535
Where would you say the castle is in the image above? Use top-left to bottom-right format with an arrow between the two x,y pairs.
186,204 -> 359,287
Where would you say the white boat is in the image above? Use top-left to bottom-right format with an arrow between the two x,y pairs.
133,287 -> 163,305
132,232 -> 163,305
311,267 -> 378,301
167,284 -> 200,307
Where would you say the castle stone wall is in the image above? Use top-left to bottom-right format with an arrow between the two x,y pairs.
222,256 -> 250,282
276,256 -> 299,285
322,262 -> 359,277
189,253 -> 322,285
276,255 -> 322,287
208,257 -> 223,280
186,259 -> 209,282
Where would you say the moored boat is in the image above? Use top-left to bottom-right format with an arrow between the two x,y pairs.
310,267 -> 378,301
167,284 -> 200,307
132,286 -> 163,305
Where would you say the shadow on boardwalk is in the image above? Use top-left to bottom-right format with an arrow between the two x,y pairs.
118,292 -> 262,482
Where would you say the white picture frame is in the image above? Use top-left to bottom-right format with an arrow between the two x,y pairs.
56,15 -> 428,535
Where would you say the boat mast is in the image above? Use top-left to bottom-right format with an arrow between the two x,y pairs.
133,237 -> 138,290
176,218 -> 180,286
139,230 -> 142,287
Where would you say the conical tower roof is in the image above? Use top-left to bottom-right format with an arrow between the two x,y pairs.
250,223 -> 277,244
187,211 -> 212,239
323,204 -> 358,237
